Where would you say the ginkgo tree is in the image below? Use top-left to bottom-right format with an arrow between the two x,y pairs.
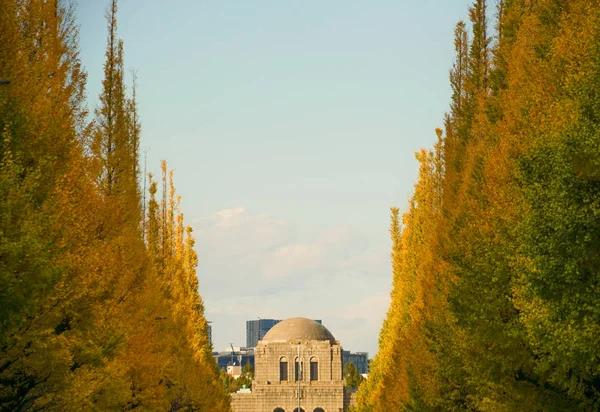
358,0 -> 600,410
0,0 -> 230,410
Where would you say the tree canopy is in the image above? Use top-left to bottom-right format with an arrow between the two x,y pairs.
358,0 -> 600,410
344,363 -> 365,391
0,0 -> 229,410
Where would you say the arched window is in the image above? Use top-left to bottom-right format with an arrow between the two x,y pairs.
310,357 -> 318,381
295,357 -> 303,381
313,408 -> 325,412
279,357 -> 288,381
273,408 -> 285,412
292,408 -> 305,412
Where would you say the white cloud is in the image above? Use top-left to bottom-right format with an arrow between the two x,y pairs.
326,294 -> 391,354
262,225 -> 370,279
194,206 -> 290,259
193,207 -> 392,355
262,244 -> 323,278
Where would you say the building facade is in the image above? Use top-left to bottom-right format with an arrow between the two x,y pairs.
232,317 -> 355,412
246,319 -> 281,348
342,351 -> 369,375
213,348 -> 255,370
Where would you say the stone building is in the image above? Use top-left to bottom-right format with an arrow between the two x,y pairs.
246,319 -> 323,348
231,317 -> 356,412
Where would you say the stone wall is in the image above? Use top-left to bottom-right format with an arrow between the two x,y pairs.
232,338 -> 350,412
232,385 -> 346,412
255,339 -> 342,384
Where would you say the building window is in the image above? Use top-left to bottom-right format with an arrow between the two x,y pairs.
280,358 -> 288,381
310,358 -> 318,381
313,409 -> 325,412
274,409 -> 285,412
295,358 -> 303,381
292,409 -> 305,412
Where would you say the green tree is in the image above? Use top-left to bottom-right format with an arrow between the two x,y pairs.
237,361 -> 254,390
0,0 -> 94,408
344,363 -> 364,390
0,0 -> 231,409
359,0 -> 600,410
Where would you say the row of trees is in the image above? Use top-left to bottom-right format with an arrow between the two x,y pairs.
358,0 -> 600,410
0,0 -> 229,410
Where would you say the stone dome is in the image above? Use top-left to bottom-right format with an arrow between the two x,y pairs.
261,317 -> 336,343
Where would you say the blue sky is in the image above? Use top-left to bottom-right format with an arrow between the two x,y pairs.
76,0 -> 475,356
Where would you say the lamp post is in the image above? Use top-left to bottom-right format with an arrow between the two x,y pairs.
0,80 -> 9,85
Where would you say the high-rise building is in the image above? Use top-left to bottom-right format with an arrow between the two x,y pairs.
342,351 -> 369,374
246,319 -> 322,348
207,321 -> 212,347
246,319 -> 280,348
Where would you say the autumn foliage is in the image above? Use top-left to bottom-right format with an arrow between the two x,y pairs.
358,0 -> 600,410
0,0 -> 229,410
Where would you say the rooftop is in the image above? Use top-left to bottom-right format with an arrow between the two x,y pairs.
261,317 -> 336,343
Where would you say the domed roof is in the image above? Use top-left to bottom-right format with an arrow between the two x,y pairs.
262,317 -> 336,343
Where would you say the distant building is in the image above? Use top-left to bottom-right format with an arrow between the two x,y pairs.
246,319 -> 322,348
231,317 -> 356,412
342,351 -> 369,374
214,344 -> 370,375
213,347 -> 255,370
246,319 -> 281,348
227,364 -> 242,379
207,321 -> 212,347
